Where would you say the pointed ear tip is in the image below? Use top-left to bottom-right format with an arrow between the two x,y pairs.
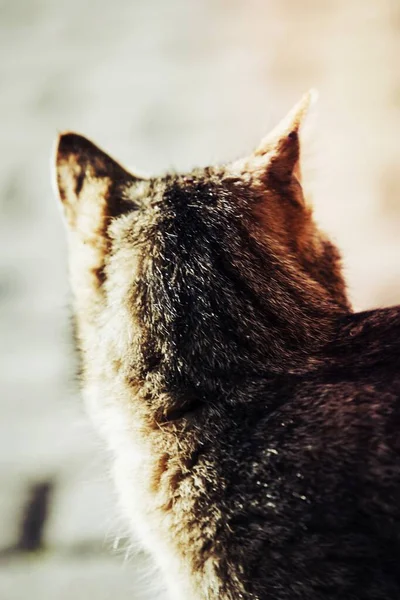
301,88 -> 319,111
299,88 -> 318,113
54,131 -> 92,162
288,88 -> 319,133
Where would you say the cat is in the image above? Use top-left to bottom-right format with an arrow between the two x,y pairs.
54,92 -> 400,599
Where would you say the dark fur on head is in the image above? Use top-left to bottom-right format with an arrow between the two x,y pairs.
55,93 -> 400,599
109,168 -> 347,403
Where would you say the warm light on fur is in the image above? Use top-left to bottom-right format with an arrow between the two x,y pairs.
55,95 -> 400,600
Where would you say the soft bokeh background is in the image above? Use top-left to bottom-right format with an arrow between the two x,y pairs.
1,1 -> 400,598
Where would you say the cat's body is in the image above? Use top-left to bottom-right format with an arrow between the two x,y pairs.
55,93 -> 400,599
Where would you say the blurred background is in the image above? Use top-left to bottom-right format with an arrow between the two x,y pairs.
1,0 -> 400,598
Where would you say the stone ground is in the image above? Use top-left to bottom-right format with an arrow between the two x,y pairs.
1,0 -> 400,598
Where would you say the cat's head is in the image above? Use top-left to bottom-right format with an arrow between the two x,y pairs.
55,92 -> 350,392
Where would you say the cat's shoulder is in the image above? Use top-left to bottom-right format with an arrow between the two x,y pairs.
314,304 -> 400,396
337,305 -> 400,351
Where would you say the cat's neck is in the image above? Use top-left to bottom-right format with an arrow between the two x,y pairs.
134,250 -> 350,396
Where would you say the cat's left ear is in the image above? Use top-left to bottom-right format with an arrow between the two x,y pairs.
234,90 -> 317,186
54,133 -> 137,231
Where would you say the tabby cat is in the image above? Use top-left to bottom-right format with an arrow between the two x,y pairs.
55,93 -> 400,599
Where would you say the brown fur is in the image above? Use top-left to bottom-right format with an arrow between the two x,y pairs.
54,94 -> 400,599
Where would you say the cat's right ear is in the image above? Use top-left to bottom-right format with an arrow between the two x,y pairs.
54,133 -> 138,230
230,90 -> 316,193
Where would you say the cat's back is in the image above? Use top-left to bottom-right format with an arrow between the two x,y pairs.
326,304 -> 400,378
247,304 -> 400,480
197,307 -> 400,599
